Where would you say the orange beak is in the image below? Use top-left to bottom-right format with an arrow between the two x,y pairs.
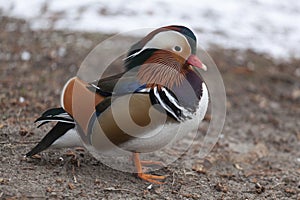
187,55 -> 207,71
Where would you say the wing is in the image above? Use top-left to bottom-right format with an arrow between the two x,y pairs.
34,107 -> 74,128
87,68 -> 148,96
26,107 -> 77,157
26,122 -> 75,157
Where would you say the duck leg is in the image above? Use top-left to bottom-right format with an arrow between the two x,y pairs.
133,153 -> 165,184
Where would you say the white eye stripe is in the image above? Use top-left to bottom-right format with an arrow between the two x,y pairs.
144,31 -> 191,57
146,31 -> 187,49
123,30 -> 191,61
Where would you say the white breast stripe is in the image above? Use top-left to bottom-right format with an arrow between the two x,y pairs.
138,88 -> 151,93
161,87 -> 191,118
153,87 -> 180,121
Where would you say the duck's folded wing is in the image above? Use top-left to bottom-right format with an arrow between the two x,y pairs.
87,69 -> 148,96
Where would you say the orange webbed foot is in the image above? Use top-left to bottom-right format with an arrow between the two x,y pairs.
133,153 -> 166,184
137,173 -> 166,184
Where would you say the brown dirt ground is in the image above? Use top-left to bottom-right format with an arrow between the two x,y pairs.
0,16 -> 300,199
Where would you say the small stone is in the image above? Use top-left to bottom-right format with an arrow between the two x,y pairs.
292,89 -> 300,100
46,187 -> 53,192
21,51 -> 31,61
19,128 -> 28,136
146,184 -> 152,190
192,164 -> 207,174
94,179 -> 101,185
19,96 -> 25,103
285,188 -> 296,194
56,178 -> 63,183
255,182 -> 265,194
68,182 -> 75,190
58,47 -> 66,57
234,163 -> 243,170
215,182 -> 228,193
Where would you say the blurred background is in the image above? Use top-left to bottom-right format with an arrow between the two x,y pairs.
0,1 -> 299,199
1,0 -> 300,60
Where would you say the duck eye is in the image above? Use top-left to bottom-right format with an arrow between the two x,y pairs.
174,46 -> 182,52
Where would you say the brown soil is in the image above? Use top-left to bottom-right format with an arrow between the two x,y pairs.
0,16 -> 300,199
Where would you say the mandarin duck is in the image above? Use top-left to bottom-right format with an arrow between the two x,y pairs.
26,25 -> 209,184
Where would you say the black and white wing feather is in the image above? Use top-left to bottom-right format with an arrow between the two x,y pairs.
26,108 -> 79,157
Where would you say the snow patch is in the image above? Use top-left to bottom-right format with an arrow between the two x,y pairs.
1,0 -> 300,60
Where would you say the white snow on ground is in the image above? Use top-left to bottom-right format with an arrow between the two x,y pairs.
1,0 -> 300,60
